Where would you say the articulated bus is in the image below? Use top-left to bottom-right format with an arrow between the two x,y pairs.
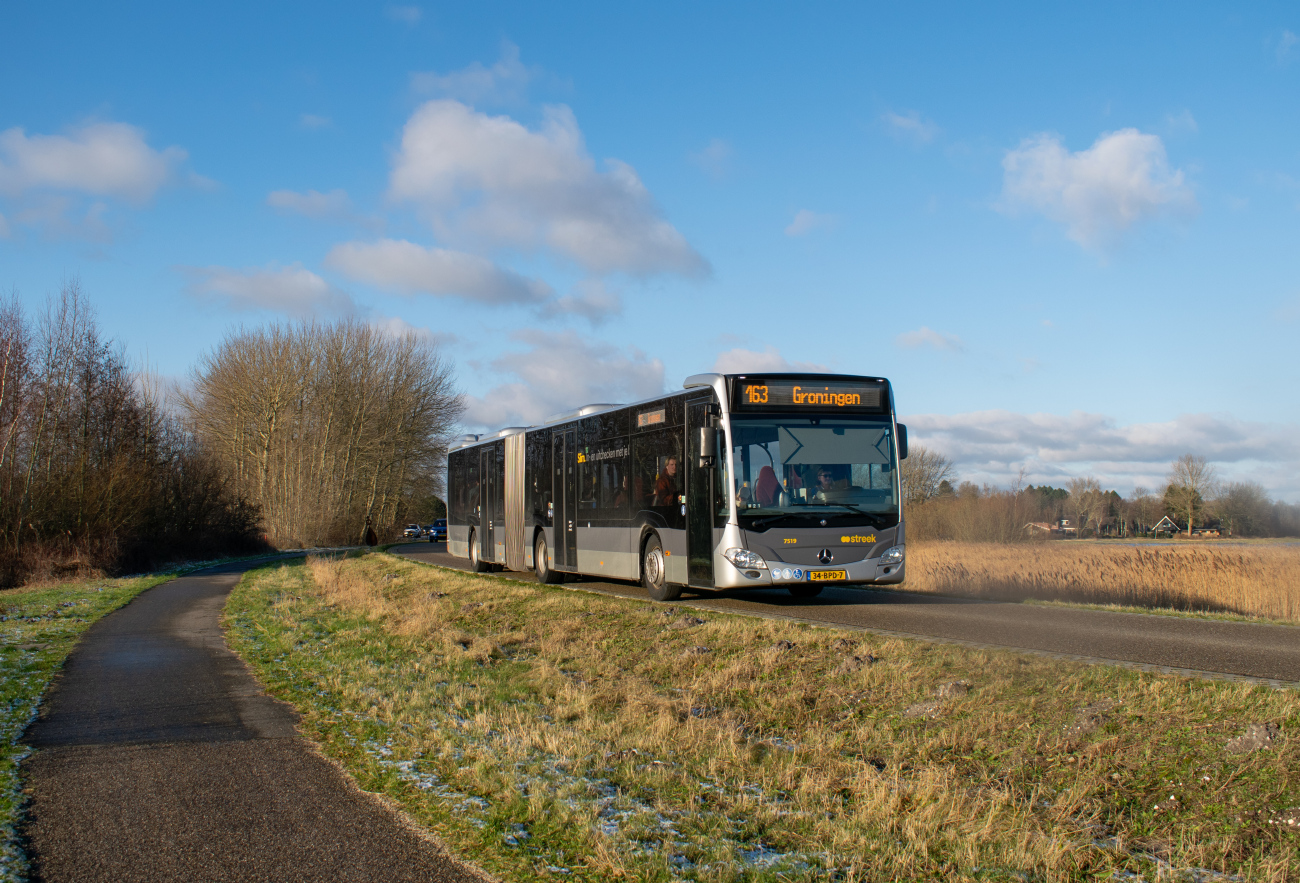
445,373 -> 908,602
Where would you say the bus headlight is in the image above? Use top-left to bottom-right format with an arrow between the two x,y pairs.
879,545 -> 904,566
723,548 -> 768,570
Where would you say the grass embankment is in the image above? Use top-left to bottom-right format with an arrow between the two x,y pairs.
907,542 -> 1300,624
226,553 -> 1299,882
0,572 -> 176,882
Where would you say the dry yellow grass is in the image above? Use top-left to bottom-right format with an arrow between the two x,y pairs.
224,553 -> 1300,882
906,541 -> 1300,622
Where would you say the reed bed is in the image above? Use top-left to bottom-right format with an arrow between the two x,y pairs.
906,542 -> 1300,623
225,553 -> 1300,882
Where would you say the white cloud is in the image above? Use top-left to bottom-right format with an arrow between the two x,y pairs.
895,326 -> 964,352
462,330 -> 665,428
267,188 -> 352,219
552,279 -> 622,323
0,122 -> 187,203
1001,128 -> 1197,248
902,410 -> 1300,500
883,109 -> 939,144
368,314 -> 457,347
784,209 -> 836,237
10,194 -> 113,242
385,5 -> 421,24
299,114 -> 332,130
181,263 -> 356,318
388,99 -> 709,277
690,138 -> 732,179
1164,109 -> 1198,134
712,346 -> 829,375
325,238 -> 553,305
410,41 -> 536,105
1277,29 -> 1298,64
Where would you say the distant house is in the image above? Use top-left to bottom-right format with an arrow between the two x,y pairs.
1024,519 -> 1077,538
1191,528 -> 1221,538
1152,516 -> 1181,534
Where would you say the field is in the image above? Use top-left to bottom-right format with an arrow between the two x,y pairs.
906,541 -> 1300,624
0,572 -> 178,882
224,552 -> 1300,882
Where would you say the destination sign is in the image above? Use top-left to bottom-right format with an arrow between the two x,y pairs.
730,378 -> 886,412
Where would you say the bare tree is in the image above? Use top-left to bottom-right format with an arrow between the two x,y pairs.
1166,454 -> 1217,536
184,319 -> 464,546
1215,481 -> 1269,537
899,444 -> 955,507
1065,476 -> 1108,537
1127,486 -> 1162,535
1,283 -> 264,585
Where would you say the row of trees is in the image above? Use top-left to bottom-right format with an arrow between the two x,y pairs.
899,445 -> 1300,542
183,320 -> 463,547
1,285 -> 465,585
0,285 -> 266,586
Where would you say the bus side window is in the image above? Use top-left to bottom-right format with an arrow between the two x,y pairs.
632,428 -> 684,529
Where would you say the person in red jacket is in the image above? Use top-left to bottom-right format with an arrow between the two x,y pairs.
653,456 -> 680,506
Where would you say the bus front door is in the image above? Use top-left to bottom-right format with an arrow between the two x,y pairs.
686,399 -> 716,587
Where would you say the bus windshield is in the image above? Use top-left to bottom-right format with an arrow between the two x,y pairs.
729,415 -> 900,530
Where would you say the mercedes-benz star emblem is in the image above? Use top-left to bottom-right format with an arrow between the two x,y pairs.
818,548 -> 833,564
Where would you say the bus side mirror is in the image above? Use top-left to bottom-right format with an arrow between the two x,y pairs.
698,426 -> 717,468
897,424 -> 909,460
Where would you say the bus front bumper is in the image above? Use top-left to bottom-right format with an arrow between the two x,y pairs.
713,555 -> 906,589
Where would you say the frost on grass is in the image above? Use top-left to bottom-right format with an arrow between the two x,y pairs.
0,576 -> 168,883
225,554 -> 1300,883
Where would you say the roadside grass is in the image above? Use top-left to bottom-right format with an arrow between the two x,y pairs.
907,542 -> 1300,624
0,571 -> 176,882
225,553 -> 1299,882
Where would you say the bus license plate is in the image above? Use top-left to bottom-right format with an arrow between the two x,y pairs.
809,570 -> 847,581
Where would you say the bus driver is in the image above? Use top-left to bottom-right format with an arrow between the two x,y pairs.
813,465 -> 848,501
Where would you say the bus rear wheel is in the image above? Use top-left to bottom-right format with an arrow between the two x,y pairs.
787,583 -> 823,599
535,533 -> 564,584
642,535 -> 681,602
468,530 -> 490,573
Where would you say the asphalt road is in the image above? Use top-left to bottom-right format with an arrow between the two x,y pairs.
394,542 -> 1300,686
20,559 -> 490,883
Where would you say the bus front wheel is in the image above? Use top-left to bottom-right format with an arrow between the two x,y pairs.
535,534 -> 564,584
468,531 -> 490,573
642,535 -> 681,602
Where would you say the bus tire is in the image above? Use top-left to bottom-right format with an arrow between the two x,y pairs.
642,534 -> 680,602
535,533 -> 564,584
787,583 -> 823,599
468,530 -> 490,573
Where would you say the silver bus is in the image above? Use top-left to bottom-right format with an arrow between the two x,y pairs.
445,373 -> 908,601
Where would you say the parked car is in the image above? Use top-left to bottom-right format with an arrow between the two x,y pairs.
402,523 -> 423,539
428,519 -> 447,542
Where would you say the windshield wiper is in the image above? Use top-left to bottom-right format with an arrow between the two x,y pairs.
817,504 -> 886,526
750,512 -> 803,529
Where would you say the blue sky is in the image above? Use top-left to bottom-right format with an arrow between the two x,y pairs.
3,2 -> 1298,498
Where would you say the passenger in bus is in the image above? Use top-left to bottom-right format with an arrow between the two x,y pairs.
653,456 -> 680,506
754,465 -> 782,507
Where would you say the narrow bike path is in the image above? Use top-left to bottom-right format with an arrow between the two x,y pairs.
20,560 -> 489,883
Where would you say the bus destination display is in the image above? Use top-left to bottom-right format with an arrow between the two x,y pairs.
731,379 -> 884,412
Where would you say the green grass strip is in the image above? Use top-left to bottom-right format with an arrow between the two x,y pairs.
0,571 -> 175,882
226,553 -> 1300,883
